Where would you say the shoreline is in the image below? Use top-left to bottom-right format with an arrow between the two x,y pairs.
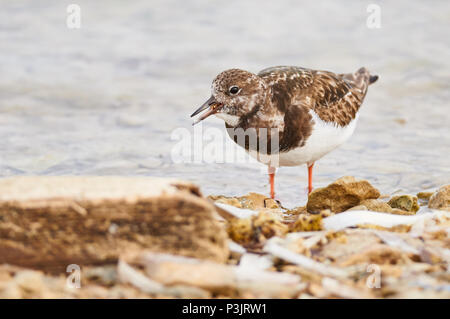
0,176 -> 448,298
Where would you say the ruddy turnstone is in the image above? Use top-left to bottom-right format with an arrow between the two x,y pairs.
191,66 -> 378,199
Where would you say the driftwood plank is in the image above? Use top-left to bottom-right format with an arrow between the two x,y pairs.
0,177 -> 229,271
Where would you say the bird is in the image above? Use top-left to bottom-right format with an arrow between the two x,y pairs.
191,66 -> 378,199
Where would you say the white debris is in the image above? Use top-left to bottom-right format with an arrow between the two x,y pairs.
372,230 -> 420,254
215,203 -> 259,219
263,238 -> 347,278
117,259 -> 208,298
239,253 -> 273,270
228,241 -> 247,254
322,210 -> 449,230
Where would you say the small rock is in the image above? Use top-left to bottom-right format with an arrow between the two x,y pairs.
346,205 -> 368,211
290,214 -> 323,232
209,196 -> 243,208
355,199 -> 411,215
388,195 -> 419,213
227,212 -> 288,246
307,176 -> 380,213
209,193 -> 280,210
227,218 -> 253,244
417,192 -> 434,201
428,185 -> 450,211
286,206 -> 308,215
360,199 -> 392,212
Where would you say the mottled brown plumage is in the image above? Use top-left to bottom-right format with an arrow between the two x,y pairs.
192,66 -> 377,154
191,65 -> 378,199
259,66 -> 374,127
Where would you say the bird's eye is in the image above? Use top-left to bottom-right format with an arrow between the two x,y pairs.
229,86 -> 240,95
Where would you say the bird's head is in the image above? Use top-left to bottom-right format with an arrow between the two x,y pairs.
191,69 -> 268,126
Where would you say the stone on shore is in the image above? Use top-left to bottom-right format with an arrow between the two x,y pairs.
0,176 -> 229,271
227,211 -> 288,246
387,195 -> 420,213
209,192 -> 281,210
417,191 -> 433,201
352,199 -> 416,215
306,176 -> 380,213
428,185 -> 450,211
1,176 -> 449,299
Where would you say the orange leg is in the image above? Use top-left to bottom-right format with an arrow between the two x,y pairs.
268,166 -> 276,199
308,163 -> 314,194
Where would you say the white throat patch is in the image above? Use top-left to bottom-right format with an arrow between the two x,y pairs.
215,113 -> 240,127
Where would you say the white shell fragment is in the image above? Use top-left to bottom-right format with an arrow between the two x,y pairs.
322,210 -> 449,230
263,238 -> 347,278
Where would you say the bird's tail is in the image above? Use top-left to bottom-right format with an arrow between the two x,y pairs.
340,67 -> 378,91
356,67 -> 378,85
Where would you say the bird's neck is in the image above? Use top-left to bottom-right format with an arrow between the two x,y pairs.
226,95 -> 284,130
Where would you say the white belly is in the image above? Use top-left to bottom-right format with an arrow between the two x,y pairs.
247,111 -> 358,167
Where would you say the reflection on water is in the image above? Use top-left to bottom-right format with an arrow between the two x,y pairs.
0,0 -> 449,207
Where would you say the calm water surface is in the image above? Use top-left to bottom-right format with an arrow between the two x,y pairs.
0,0 -> 449,207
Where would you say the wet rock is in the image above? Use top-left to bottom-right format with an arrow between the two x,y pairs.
209,196 -> 243,208
353,199 -> 414,215
209,192 -> 280,210
428,185 -> 450,211
0,176 -> 229,271
307,176 -> 380,213
360,199 -> 392,212
417,192 -> 434,201
286,206 -> 308,215
227,212 -> 288,246
388,195 -> 420,213
227,218 -> 253,244
290,211 -> 330,232
346,205 -> 368,211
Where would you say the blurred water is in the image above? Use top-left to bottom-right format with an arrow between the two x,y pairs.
0,0 -> 449,207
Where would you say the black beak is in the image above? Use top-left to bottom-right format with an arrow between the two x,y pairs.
191,95 -> 216,117
190,96 -> 222,125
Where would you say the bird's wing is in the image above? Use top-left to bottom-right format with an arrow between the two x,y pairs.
309,70 -> 366,126
259,67 -> 366,127
258,66 -> 315,113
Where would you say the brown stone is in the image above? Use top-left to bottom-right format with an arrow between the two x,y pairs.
209,192 -> 280,210
0,177 -> 229,271
290,211 -> 330,232
388,195 -> 419,213
346,205 -> 368,211
227,212 -> 288,246
360,199 -> 392,212
417,192 -> 433,201
306,176 -> 380,213
428,185 -> 450,211
357,199 -> 415,215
